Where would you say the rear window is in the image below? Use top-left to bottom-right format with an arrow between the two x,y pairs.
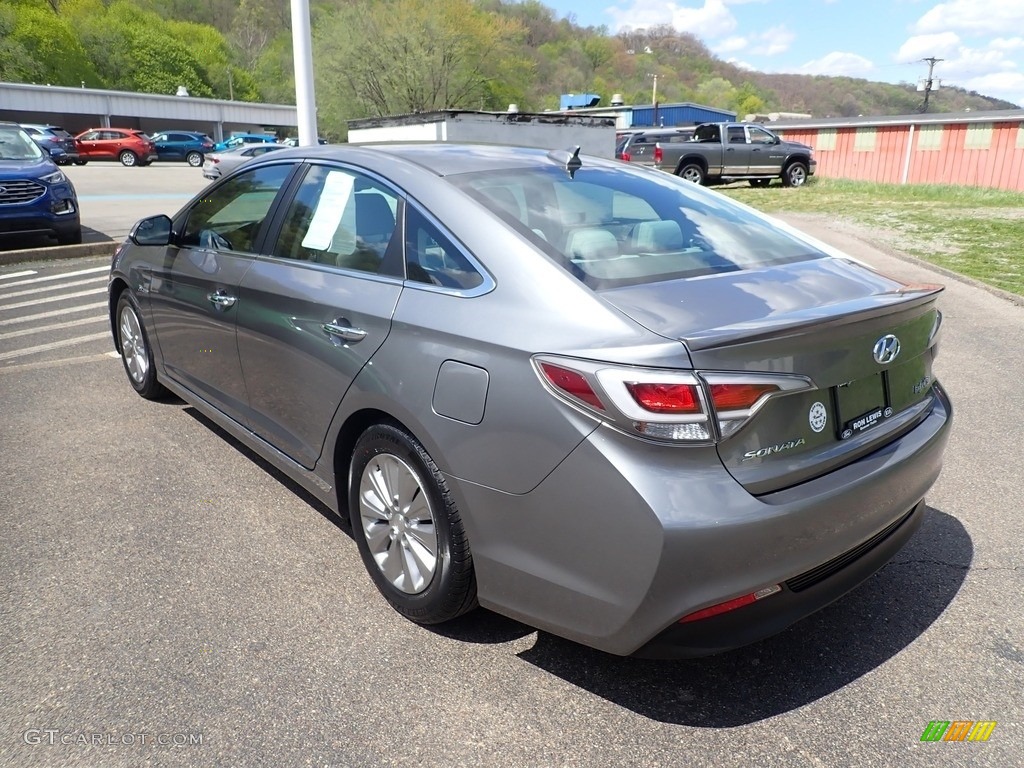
451,165 -> 825,289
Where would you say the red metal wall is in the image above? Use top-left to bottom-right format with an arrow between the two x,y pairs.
779,122 -> 1024,191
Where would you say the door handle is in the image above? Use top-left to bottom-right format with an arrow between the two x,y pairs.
322,320 -> 367,343
207,290 -> 237,308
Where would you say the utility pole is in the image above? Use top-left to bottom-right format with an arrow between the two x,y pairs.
919,57 -> 943,113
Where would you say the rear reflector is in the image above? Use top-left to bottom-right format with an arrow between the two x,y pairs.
626,382 -> 702,414
710,383 -> 780,411
539,362 -> 604,410
679,585 -> 781,623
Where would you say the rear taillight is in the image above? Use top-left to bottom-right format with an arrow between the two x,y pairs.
621,151 -> 631,162
539,362 -> 605,410
625,382 -> 701,414
653,144 -> 663,164
534,355 -> 812,444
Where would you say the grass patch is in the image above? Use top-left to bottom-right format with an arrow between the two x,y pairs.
722,178 -> 1024,296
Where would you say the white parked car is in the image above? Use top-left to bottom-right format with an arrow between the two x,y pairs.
201,143 -> 287,180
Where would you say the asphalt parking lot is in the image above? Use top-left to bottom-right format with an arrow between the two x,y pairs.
0,165 -> 1022,767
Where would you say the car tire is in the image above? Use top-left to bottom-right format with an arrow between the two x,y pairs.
349,423 -> 477,625
57,227 -> 82,245
119,150 -> 138,167
186,151 -> 203,167
115,293 -> 167,399
74,160 -> 88,166
749,179 -> 771,188
782,161 -> 809,187
677,162 -> 705,185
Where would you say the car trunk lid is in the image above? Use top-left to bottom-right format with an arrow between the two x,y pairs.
600,257 -> 944,494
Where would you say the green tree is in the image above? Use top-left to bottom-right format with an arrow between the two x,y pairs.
313,0 -> 528,133
4,1 -> 101,86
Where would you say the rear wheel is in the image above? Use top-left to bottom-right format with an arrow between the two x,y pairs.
677,162 -> 705,185
119,150 -> 138,167
116,293 -> 167,399
74,160 -> 88,166
782,161 -> 809,187
349,423 -> 477,625
186,151 -> 203,167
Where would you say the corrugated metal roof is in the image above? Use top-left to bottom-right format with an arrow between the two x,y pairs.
347,109 -> 615,129
0,81 -> 297,125
764,109 -> 1024,131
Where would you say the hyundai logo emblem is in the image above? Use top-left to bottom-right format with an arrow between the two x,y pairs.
873,334 -> 901,365
0,186 -> 6,195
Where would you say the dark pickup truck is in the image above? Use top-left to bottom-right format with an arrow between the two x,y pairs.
653,122 -> 815,187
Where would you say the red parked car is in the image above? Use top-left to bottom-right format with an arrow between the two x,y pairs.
74,128 -> 158,167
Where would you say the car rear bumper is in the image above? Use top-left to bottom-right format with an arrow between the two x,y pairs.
450,382 -> 951,656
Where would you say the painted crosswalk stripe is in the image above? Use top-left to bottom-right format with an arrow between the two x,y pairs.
0,331 -> 112,362
0,302 -> 106,327
0,270 -> 37,281
0,265 -> 107,289
0,275 -> 106,301
0,316 -> 107,341
0,287 -> 106,311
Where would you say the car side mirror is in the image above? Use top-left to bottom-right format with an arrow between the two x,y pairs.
129,214 -> 173,247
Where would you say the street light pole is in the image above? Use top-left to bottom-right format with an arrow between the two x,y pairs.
291,0 -> 319,145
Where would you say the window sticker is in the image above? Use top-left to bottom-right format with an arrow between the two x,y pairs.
301,171 -> 355,251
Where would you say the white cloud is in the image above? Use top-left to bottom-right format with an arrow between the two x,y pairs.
991,37 -> 1024,52
604,0 -> 738,37
725,57 -> 756,71
896,32 -> 961,62
713,25 -> 794,57
798,52 -> 876,77
894,31 -> 1024,104
912,0 -> 1024,35
716,36 -> 749,53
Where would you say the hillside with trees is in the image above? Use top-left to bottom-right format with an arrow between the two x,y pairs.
1,0 -> 1017,139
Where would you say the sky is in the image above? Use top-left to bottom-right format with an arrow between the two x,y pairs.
542,0 -> 1024,108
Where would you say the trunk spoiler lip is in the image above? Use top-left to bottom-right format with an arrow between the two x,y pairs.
680,284 -> 944,351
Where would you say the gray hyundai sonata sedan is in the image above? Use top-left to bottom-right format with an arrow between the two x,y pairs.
108,143 -> 951,657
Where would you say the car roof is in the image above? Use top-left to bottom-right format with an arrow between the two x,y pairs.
255,142 -> 623,177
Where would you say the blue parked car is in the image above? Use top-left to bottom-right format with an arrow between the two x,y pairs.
20,123 -> 81,166
212,133 -> 279,152
149,130 -> 215,167
0,122 -> 81,245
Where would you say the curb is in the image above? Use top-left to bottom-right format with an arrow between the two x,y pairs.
0,240 -> 117,267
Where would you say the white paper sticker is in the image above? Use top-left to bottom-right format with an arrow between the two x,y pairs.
809,401 -> 827,433
301,171 -> 355,251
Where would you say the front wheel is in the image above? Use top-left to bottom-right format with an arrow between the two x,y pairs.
116,293 -> 167,399
186,151 -> 203,167
74,160 -> 88,166
782,161 -> 809,187
677,162 -> 705,185
119,150 -> 138,167
349,423 -> 477,625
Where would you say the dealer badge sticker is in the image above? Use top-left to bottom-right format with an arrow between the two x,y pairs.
809,401 -> 828,433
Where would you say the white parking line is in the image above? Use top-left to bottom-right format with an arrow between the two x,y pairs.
0,275 -> 106,300
0,302 -> 106,326
0,352 -> 112,374
0,265 -> 107,289
0,270 -> 38,281
0,288 -> 106,311
0,316 -> 107,341
0,331 -> 112,362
